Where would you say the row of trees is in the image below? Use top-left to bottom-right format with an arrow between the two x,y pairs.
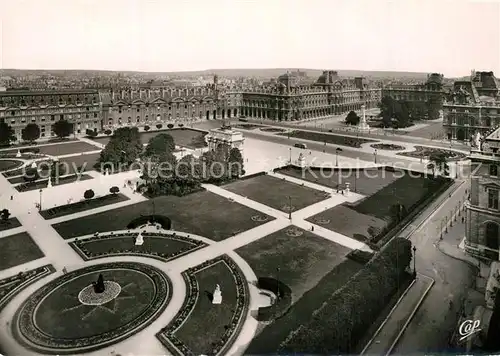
94,127 -> 244,197
0,120 -> 74,147
378,96 -> 442,128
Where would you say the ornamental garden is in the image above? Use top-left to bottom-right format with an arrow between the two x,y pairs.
0,123 -> 457,355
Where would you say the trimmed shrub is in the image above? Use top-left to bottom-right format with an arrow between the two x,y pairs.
167,124 -> 174,129
85,129 -> 97,137
178,123 -> 184,128
104,129 -> 112,135
109,186 -> 120,194
20,147 -> 40,154
127,215 -> 171,230
144,125 -> 150,131
84,189 -> 95,200
280,237 -> 412,354
255,277 -> 292,321
156,124 -> 163,129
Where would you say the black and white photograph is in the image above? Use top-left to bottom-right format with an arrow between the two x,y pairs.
0,0 -> 499,354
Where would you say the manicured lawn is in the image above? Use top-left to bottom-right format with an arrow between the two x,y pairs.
397,145 -> 466,161
0,159 -> 23,172
73,234 -> 204,261
306,173 -> 451,242
174,261 -> 239,355
15,174 -> 93,192
0,232 -> 45,271
352,173 -> 448,221
307,205 -> 388,242
93,128 -> 207,149
53,190 -> 274,240
276,166 -> 401,196
0,217 -> 22,232
278,130 -> 377,148
246,258 -> 364,354
233,124 -> 264,130
1,141 -> 100,156
14,262 -> 171,353
223,174 -> 330,212
40,193 -> 129,220
58,153 -> 101,174
236,226 -> 352,300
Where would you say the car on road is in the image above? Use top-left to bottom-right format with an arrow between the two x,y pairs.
294,143 -> 307,149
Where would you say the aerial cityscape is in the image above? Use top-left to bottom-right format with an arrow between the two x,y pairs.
0,0 -> 500,355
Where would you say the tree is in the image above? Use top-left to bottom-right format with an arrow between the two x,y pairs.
52,119 -> 73,139
21,123 -> 41,143
345,111 -> 360,125
167,124 -> 174,129
228,147 -> 244,178
85,129 -> 97,137
0,209 -> 10,221
0,122 -> 15,147
378,96 -> 394,127
109,186 -> 120,195
394,100 -> 410,128
84,189 -> 95,200
156,123 -> 163,129
178,123 -> 184,128
144,133 -> 176,157
144,125 -> 150,131
428,152 -> 448,176
95,127 -> 143,170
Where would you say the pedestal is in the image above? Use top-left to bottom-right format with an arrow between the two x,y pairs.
135,233 -> 144,246
297,153 -> 306,168
16,150 -> 21,158
357,104 -> 370,132
47,177 -> 52,188
345,182 -> 350,196
212,291 -> 222,304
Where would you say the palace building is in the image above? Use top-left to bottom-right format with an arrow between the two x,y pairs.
466,126 -> 500,260
100,75 -> 241,129
239,71 -> 381,121
443,71 -> 500,143
0,89 -> 101,141
382,73 -> 444,104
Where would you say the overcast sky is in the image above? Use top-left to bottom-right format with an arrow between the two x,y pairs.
1,0 -> 499,77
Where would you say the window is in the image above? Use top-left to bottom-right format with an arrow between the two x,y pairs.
488,188 -> 499,210
60,114 -> 64,120
490,164 -> 498,176
51,115 -> 55,121
94,113 -> 97,118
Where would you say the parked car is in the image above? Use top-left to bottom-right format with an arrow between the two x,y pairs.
294,143 -> 307,149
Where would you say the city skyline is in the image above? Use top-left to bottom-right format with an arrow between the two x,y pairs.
1,0 -> 499,77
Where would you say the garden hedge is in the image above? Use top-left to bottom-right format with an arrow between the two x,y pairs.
127,215 -> 172,230
279,237 -> 413,354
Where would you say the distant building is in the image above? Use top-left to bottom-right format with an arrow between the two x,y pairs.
0,89 -> 101,141
239,71 -> 381,121
443,71 -> 500,142
466,126 -> 500,260
382,73 -> 444,103
100,77 -> 241,129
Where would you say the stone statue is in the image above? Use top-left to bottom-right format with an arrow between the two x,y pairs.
93,274 -> 105,294
135,232 -> 144,246
212,284 -> 222,304
473,132 -> 482,150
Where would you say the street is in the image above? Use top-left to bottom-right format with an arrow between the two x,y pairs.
393,174 -> 476,352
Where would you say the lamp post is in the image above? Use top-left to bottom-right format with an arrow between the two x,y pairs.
445,215 -> 448,233
39,189 -> 43,211
276,267 -> 280,300
289,147 -> 292,164
374,149 -> 378,164
450,211 -> 453,227
413,246 -> 417,275
288,196 -> 292,220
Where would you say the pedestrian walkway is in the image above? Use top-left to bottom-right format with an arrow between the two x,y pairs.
55,150 -> 101,159
361,274 -> 435,356
77,136 -> 105,149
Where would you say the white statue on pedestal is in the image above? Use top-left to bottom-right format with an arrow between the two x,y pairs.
47,176 -> 52,188
135,233 -> 144,246
212,284 -> 222,304
297,153 -> 306,168
16,150 -> 21,158
357,105 -> 370,132
473,132 -> 483,150
31,162 -> 37,169
345,182 -> 350,196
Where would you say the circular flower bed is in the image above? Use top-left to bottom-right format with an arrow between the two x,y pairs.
281,204 -> 296,212
397,145 -> 467,161
78,281 -> 122,306
13,262 -> 171,354
314,218 -> 331,225
260,127 -> 287,133
0,159 -> 23,172
251,215 -> 269,222
370,143 -> 406,151
285,227 -> 304,237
